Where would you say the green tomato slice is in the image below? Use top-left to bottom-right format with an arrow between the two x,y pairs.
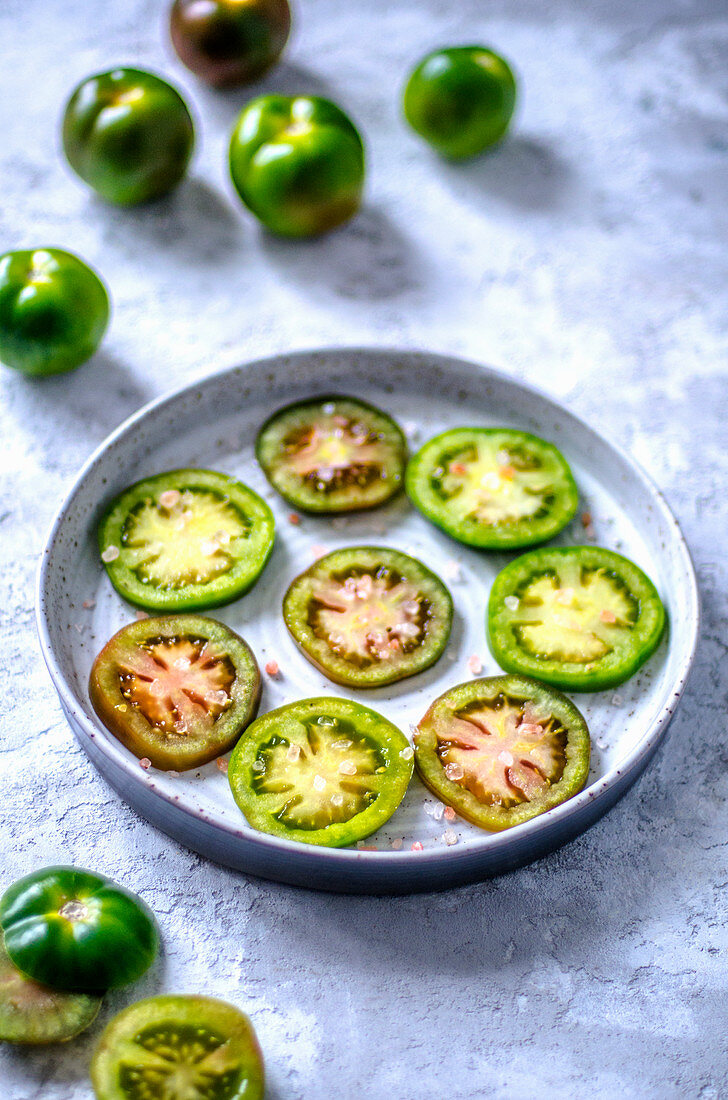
488,546 -> 666,691
256,395 -> 407,513
98,469 -> 275,612
405,427 -> 578,549
283,546 -> 453,687
228,697 -> 413,846
414,675 -> 590,831
90,994 -> 264,1100
0,867 -> 158,993
0,937 -> 101,1044
89,615 -> 261,771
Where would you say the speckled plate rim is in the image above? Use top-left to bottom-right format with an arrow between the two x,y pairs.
35,347 -> 700,893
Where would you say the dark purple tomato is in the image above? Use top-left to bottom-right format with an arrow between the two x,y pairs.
169,0 -> 291,87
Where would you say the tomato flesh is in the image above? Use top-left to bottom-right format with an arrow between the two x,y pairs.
256,396 -> 407,512
99,469 -> 275,612
405,427 -> 578,548
90,615 -> 261,771
415,675 -> 590,831
283,546 -> 453,687
90,995 -> 264,1100
488,546 -> 666,691
228,697 -> 413,846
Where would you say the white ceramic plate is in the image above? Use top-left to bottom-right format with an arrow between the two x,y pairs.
36,348 -> 699,893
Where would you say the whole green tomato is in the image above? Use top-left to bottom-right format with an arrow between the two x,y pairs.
0,248 -> 109,376
0,866 -> 159,993
403,46 -> 517,159
170,0 -> 291,86
62,67 -> 195,204
229,94 -> 365,237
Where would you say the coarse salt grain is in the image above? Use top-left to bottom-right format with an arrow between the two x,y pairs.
443,829 -> 458,846
159,490 -> 181,509
504,595 -> 519,611
338,760 -> 356,776
600,609 -> 617,623
286,744 -> 301,762
135,610 -> 149,620
443,806 -> 457,822
216,758 -> 228,773
313,774 -> 326,791
139,758 -> 152,770
498,750 -> 514,765
400,746 -> 414,761
411,841 -> 424,851
612,694 -> 623,706
101,546 -> 119,563
265,661 -> 279,677
82,599 -> 96,610
443,559 -> 462,582
310,544 -> 327,559
167,770 -> 180,778
444,762 -> 464,781
468,654 -> 482,675
322,402 -> 336,415
252,758 -> 265,773
288,513 -> 300,525
431,803 -> 445,822
391,837 -> 404,850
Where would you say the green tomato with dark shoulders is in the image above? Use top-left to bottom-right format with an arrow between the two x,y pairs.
403,45 -> 517,159
62,67 -> 195,205
229,94 -> 365,237
0,867 -> 159,993
0,248 -> 109,376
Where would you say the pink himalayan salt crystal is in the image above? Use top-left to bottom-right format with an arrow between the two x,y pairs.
468,654 -> 482,675
265,661 -> 279,677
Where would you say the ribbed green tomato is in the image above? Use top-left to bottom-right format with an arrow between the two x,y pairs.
0,248 -> 109,376
403,46 -> 517,159
62,67 -> 194,204
229,95 -> 365,237
0,867 -> 158,993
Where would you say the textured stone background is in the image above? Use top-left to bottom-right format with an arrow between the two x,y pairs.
1,0 -> 726,1096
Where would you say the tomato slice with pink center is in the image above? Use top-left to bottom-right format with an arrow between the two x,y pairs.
414,675 -> 590,831
283,546 -> 453,687
256,396 -> 407,513
89,615 -> 261,771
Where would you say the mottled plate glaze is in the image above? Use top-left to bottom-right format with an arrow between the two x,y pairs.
36,348 -> 699,893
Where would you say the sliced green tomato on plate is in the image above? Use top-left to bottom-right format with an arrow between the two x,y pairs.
487,545 -> 666,691
405,427 -> 578,548
414,674 -> 590,831
283,546 -> 453,687
228,697 -> 413,846
90,995 -> 264,1100
89,615 -> 261,771
98,468 -> 275,611
0,938 -> 101,1044
255,395 -> 407,513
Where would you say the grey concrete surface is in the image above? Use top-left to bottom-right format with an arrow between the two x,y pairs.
1,0 -> 726,1096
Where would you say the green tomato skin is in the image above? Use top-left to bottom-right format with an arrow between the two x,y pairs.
0,867 -> 159,993
0,249 -> 109,376
229,94 -> 365,237
403,46 -> 517,159
62,68 -> 195,205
